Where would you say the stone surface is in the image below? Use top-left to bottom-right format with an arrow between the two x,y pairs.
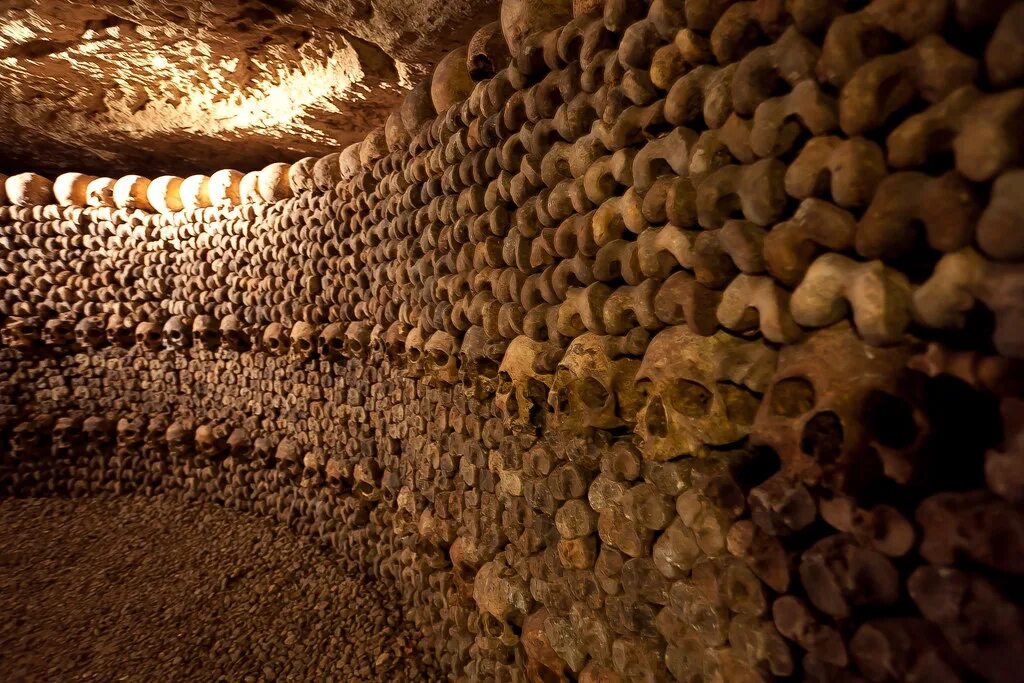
0,0 -> 500,178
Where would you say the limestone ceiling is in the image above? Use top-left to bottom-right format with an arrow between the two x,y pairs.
0,0 -> 500,178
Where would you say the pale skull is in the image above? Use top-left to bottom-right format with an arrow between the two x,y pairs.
163,316 -> 192,349
635,326 -> 777,461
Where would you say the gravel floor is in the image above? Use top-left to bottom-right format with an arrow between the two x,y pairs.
0,495 -> 442,682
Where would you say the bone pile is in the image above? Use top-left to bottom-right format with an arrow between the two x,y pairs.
1,0 -> 1024,680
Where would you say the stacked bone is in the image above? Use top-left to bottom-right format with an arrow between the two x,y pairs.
2,0 -> 1024,681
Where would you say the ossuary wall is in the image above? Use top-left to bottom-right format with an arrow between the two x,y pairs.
1,0 -> 1024,681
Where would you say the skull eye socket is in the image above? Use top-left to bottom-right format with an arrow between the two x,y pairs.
864,390 -> 918,449
579,377 -> 610,409
667,379 -> 713,417
717,381 -> 761,426
770,377 -> 815,417
525,378 -> 549,404
498,371 -> 513,392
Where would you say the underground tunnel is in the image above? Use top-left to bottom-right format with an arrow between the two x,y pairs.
0,0 -> 1023,680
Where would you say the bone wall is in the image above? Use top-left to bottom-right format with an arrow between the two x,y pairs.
2,0 -> 1024,681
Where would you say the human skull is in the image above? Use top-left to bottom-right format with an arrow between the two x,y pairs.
166,420 -> 194,457
2,317 -> 41,351
405,326 -> 428,378
135,321 -> 163,350
425,331 -> 461,385
226,428 -> 252,459
117,416 -> 146,448
634,326 -> 777,461
75,316 -> 107,348
192,315 -> 220,350
300,449 -> 325,486
82,416 -> 114,451
112,175 -> 152,210
353,457 -> 381,499
497,335 -> 563,431
275,438 -> 302,479
290,321 -> 317,361
53,415 -> 83,452
318,322 -> 347,362
163,316 -> 192,350
345,321 -> 372,357
195,422 -> 229,460
220,315 -> 250,351
458,326 -> 507,396
44,316 -> 76,347
106,314 -> 136,348
751,322 -> 924,492
262,322 -> 289,356
85,177 -> 116,207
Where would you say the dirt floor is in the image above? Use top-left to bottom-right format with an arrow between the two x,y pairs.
0,495 -> 443,682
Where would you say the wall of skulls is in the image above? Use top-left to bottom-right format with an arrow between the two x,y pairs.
2,0 -> 1024,681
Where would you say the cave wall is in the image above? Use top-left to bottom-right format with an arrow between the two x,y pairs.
2,0 -> 1024,681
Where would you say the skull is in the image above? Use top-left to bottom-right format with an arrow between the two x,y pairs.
75,316 -> 106,348
751,322 -> 923,493
262,322 -> 289,356
53,415 -> 83,451
497,335 -> 563,431
195,422 -> 229,460
405,326 -> 428,378
290,321 -> 317,361
163,316 -> 192,350
459,325 -> 507,395
82,416 -> 114,451
635,326 -> 777,461
353,457 -> 381,499
106,314 -> 135,348
276,438 -> 302,479
549,333 -> 644,435
44,316 -> 76,347
301,448 -> 325,487
226,428 -> 252,460
220,315 -> 250,351
2,317 -> 41,351
166,420 -> 194,457
117,416 -> 146,448
425,331 -> 461,385
318,322 -> 347,361
135,321 -> 163,350
345,321 -> 372,357
192,315 -> 220,350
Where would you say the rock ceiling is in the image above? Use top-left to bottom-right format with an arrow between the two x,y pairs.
0,0 -> 499,178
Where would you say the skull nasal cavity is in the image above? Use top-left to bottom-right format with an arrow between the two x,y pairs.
646,397 -> 668,438
668,379 -> 712,417
800,411 -> 844,463
770,377 -> 815,417
580,377 -> 609,409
